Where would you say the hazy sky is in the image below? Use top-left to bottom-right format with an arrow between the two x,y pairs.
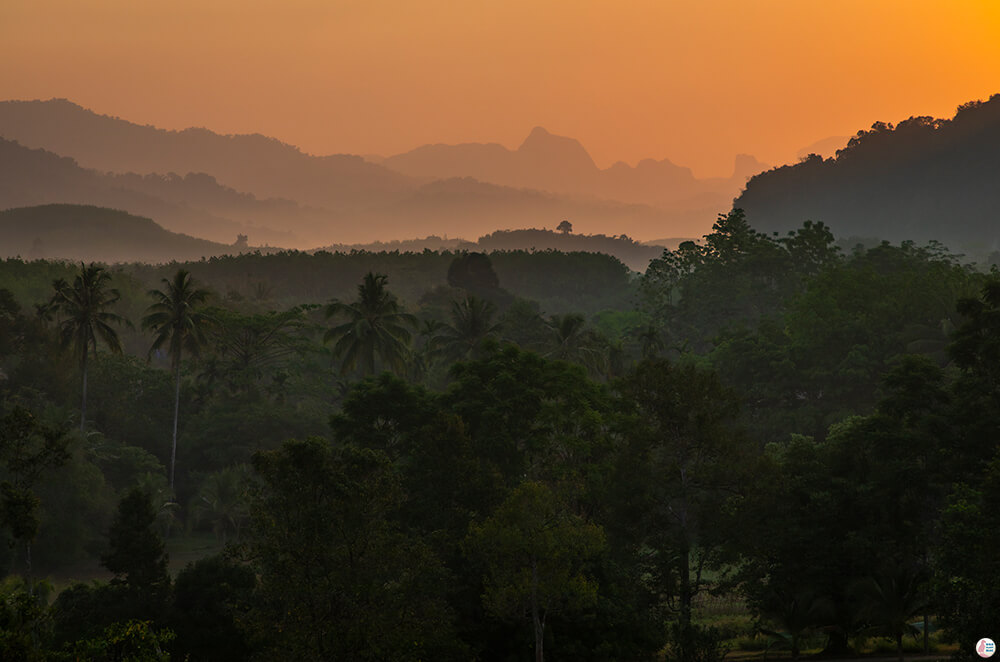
2,0 -> 998,177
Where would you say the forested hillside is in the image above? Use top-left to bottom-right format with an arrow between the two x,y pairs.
1,211 -> 998,660
0,205 -> 236,264
735,95 -> 1000,250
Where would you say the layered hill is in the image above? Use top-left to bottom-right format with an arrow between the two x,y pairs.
735,95 -> 1000,250
380,126 -> 767,211
0,205 -> 240,264
0,138 -> 307,246
0,99 -> 415,211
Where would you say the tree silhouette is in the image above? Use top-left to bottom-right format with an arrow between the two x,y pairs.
49,263 -> 128,432
544,313 -> 605,374
324,272 -> 417,376
429,295 -> 502,363
557,220 -> 573,234
142,269 -> 212,490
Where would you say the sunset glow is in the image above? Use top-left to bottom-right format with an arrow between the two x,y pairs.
2,0 -> 999,175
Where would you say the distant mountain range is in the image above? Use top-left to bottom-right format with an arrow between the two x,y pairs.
0,99 -> 762,246
736,95 -> 1000,250
0,204 -> 239,264
0,138 -> 303,245
378,127 -> 765,210
9,96 -> 998,257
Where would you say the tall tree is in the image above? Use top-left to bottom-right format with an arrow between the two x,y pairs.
614,359 -> 750,662
49,263 -> 128,432
0,407 -> 70,587
142,269 -> 211,490
324,272 -> 416,376
244,438 -> 461,661
465,481 -> 605,662
429,295 -> 502,363
101,487 -> 172,621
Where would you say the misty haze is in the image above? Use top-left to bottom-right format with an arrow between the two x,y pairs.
2,2 -> 1000,661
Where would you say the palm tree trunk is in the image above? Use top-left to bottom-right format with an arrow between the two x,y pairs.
80,355 -> 88,433
170,362 -> 181,491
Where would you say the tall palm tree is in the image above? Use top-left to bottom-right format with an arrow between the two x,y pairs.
544,313 -> 606,374
142,269 -> 211,490
49,263 -> 128,432
430,295 -> 503,363
324,272 -> 417,376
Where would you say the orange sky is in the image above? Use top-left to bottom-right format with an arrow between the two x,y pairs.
2,0 -> 999,177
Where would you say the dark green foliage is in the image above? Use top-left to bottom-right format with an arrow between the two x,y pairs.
446,344 -> 611,502
613,359 -> 750,662
0,407 -> 70,576
51,582 -> 127,648
48,262 -> 129,432
169,555 -> 255,661
244,437 -> 463,661
70,619 -> 174,662
324,272 -> 417,376
101,488 -> 170,619
465,481 -> 605,662
3,212 -> 1000,660
447,251 -> 501,292
932,454 -> 1000,659
0,578 -> 51,661
429,294 -> 503,363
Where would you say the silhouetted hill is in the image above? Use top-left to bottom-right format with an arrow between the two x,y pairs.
382,127 -> 767,210
735,95 -> 1000,250
0,99 -> 750,243
0,99 -> 416,210
0,138 -> 301,246
0,205 -> 240,263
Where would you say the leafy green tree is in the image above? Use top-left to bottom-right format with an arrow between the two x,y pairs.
71,619 -> 174,662
142,269 -> 212,489
101,488 -> 171,620
447,252 -> 501,293
243,437 -> 462,661
614,359 -> 751,662
932,452 -> 1000,660
0,576 -> 52,661
324,272 -> 417,376
48,263 -> 129,431
0,407 -> 69,583
201,305 -> 313,399
446,344 -> 612,503
466,481 -> 605,662
169,555 -> 255,662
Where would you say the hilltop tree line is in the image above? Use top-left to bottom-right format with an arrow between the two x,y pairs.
736,94 -> 1000,249
0,211 -> 998,660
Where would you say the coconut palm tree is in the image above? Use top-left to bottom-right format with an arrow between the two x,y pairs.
49,263 -> 128,432
544,313 -> 606,374
142,269 -> 211,490
324,272 -> 416,376
429,295 -> 503,363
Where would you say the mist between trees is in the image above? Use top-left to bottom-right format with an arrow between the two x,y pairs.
0,210 -> 998,661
